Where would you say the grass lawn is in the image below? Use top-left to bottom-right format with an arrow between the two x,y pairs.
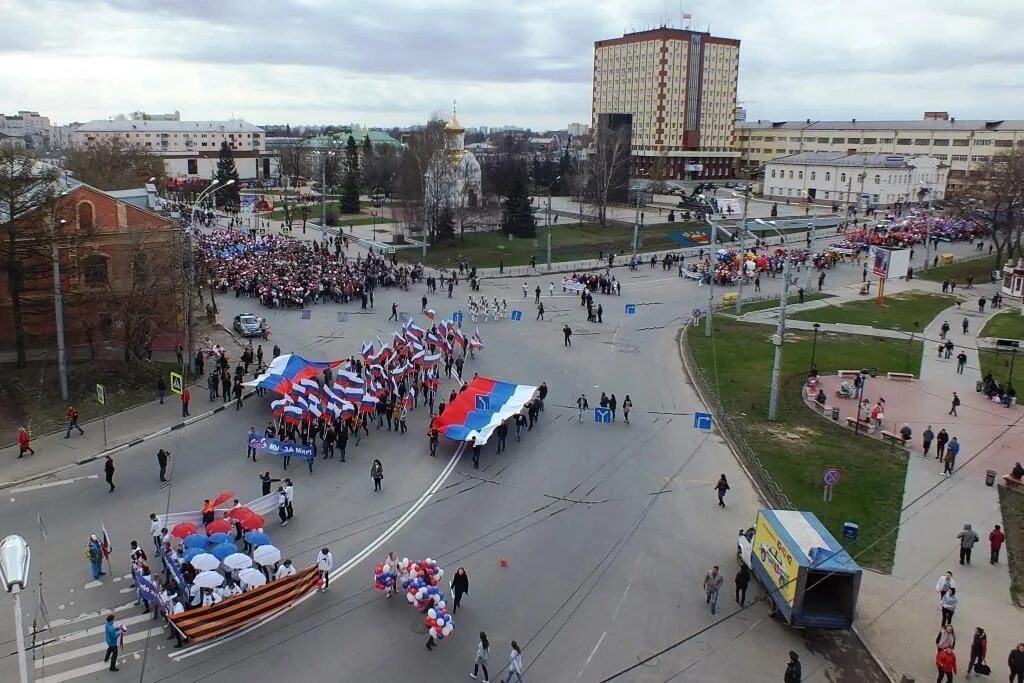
734,292 -> 833,314
997,485 -> 1024,606
789,291 -> 956,332
687,316 -> 920,571
978,349 -> 1022,388
981,310 -> 1024,340
269,201 -> 394,225
402,222 -> 702,269
919,256 -> 999,284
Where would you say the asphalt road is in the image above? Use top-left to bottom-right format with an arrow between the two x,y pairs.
2,235 -> 983,683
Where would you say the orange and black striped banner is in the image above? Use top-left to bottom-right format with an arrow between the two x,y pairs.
170,566 -> 320,644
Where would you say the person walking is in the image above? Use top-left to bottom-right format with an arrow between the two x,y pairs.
622,395 -> 632,424
181,387 -> 191,417
1008,643 -> 1024,683
260,471 -> 281,496
277,486 -> 288,527
157,448 -> 170,483
504,641 -> 524,683
428,427 -> 438,457
935,646 -> 957,683
935,428 -> 949,460
536,302 -> 544,320
247,426 -> 259,461
956,350 -> 968,374
104,455 -> 116,492
735,563 -> 750,606
784,650 -> 802,683
389,302 -> 398,322
608,393 -> 617,421
316,547 -> 333,592
471,440 -> 482,469
703,564 -> 724,615
157,376 -> 167,404
944,437 -> 960,475
103,614 -> 122,672
966,626 -> 987,677
371,459 -> 383,492
989,524 -> 1005,564
957,524 -> 979,565
935,570 -> 955,600
495,421 -> 508,454
284,479 -> 294,519
450,566 -> 469,613
935,624 -> 955,652
65,405 -> 84,438
922,425 -> 934,457
714,474 -> 730,507
940,586 -> 958,627
470,631 -> 490,682
17,426 -> 34,457
562,324 -> 572,347
576,393 -> 589,422
948,392 -> 960,416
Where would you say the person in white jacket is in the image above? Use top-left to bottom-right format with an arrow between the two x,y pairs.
505,641 -> 524,683
316,548 -> 333,592
470,631 -> 490,682
274,559 -> 296,580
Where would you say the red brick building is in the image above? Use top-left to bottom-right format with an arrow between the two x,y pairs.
0,184 -> 185,360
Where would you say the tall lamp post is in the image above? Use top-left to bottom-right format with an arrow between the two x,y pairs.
810,323 -> 821,372
704,205 -> 718,338
854,369 -> 869,435
732,189 -> 751,315
0,534 -> 32,683
756,218 -> 795,421
545,175 -> 561,271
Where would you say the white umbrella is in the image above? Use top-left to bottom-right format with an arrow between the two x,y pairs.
238,567 -> 267,588
190,553 -> 220,572
193,570 -> 225,589
253,544 -> 280,567
223,553 -> 253,570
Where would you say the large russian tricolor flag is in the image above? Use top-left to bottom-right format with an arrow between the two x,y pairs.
244,354 -> 343,396
430,376 -> 538,445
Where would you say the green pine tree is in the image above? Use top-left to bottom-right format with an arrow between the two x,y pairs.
436,205 -> 455,242
501,165 -> 536,238
340,134 -> 361,214
214,141 -> 241,210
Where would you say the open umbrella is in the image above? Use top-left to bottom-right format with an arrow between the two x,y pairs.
223,553 -> 253,570
228,506 -> 255,521
205,519 -> 234,535
209,543 -> 237,561
212,491 -> 236,507
253,544 -> 281,567
182,547 -> 207,563
189,553 -> 220,571
239,514 -> 265,531
238,567 -> 267,588
171,522 -> 198,538
183,534 -> 209,549
208,532 -> 236,545
244,531 -> 270,547
193,570 -> 225,589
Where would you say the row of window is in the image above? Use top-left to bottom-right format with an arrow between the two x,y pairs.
766,187 -> 885,202
742,135 -> 1014,147
770,169 -> 929,185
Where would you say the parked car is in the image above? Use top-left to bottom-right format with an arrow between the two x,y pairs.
233,313 -> 265,337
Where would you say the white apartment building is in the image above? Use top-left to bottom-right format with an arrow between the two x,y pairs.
763,152 -> 948,209
592,27 -> 740,179
738,115 -> 1024,194
0,111 -> 53,148
567,122 -> 589,138
72,119 -> 278,180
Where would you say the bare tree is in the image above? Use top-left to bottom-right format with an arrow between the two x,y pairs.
588,123 -> 632,225
67,138 -> 165,190
956,148 -> 1024,265
396,117 -> 448,241
115,231 -> 185,363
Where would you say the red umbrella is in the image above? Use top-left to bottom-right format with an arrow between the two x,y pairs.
170,522 -> 197,538
212,491 -> 236,507
205,518 -> 234,535
227,506 -> 255,521
239,514 -> 265,531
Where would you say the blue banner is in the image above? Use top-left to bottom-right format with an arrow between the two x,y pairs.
132,567 -> 163,611
166,552 -> 191,604
248,437 -> 316,460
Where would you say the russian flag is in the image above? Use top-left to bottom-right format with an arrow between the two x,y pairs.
403,388 -> 415,409
299,378 -> 320,393
341,401 -> 356,419
425,331 -> 441,347
406,323 -> 426,339
390,363 -> 410,379
411,350 -> 426,365
308,403 -> 323,420
291,383 -> 307,397
337,371 -> 364,387
323,386 -> 342,405
283,405 -> 304,425
327,402 -> 342,419
424,308 -> 436,321
360,395 -> 379,413
431,376 -> 538,445
361,341 -> 374,361
101,524 -> 113,559
470,329 -> 484,350
342,385 -> 364,401
420,352 -> 441,367
271,397 -> 291,417
308,393 -> 321,408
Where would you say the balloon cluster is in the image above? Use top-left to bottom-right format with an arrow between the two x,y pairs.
393,557 -> 455,641
373,562 -> 397,592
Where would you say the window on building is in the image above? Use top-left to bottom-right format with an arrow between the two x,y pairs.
951,154 -> 968,162
771,169 -> 776,178
840,173 -> 846,182
914,139 -> 929,145
934,154 -> 948,160
77,201 -> 94,231
974,139 -> 993,146
863,137 -> 877,144
933,139 -> 949,146
83,255 -> 109,287
881,138 -> 894,144
816,137 -> 829,143
187,159 -> 198,174
896,138 -> 911,145
824,191 -> 830,199
952,139 -> 969,146
810,171 -> 816,180
825,172 -> 831,181
972,155 -> 989,162
831,137 -> 844,143
847,138 -> 861,144
132,252 -> 148,284
874,174 -> 881,184
995,140 -> 1013,147
788,170 -> 793,179
798,171 -> 803,179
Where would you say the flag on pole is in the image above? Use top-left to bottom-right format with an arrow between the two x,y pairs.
100,524 -> 113,559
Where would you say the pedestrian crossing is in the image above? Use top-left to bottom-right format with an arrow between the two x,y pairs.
27,602 -> 177,683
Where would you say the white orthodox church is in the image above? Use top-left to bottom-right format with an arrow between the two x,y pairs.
424,103 -> 482,212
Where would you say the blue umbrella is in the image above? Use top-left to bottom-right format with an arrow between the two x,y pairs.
208,533 -> 235,545
183,534 -> 208,549
182,547 -> 206,563
244,531 -> 270,547
209,542 -> 237,561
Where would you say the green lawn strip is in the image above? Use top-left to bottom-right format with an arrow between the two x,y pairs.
918,256 -> 999,284
981,310 -> 1024,341
789,291 -> 956,332
978,349 -> 1023,388
997,486 -> 1024,606
687,317 -> 918,572
400,222 -> 701,269
732,292 -> 833,314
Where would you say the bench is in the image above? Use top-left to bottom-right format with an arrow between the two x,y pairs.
1004,475 -> 1023,488
837,370 -> 862,379
880,429 -> 908,445
994,339 -> 1021,349
886,372 -> 916,381
811,400 -> 832,414
845,417 -> 874,432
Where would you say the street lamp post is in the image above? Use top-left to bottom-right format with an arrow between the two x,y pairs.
704,208 -> 718,338
733,189 -> 751,315
810,323 -> 820,372
0,534 -> 32,683
1009,347 -> 1017,387
50,210 -> 69,402
756,218 -> 794,421
546,175 -> 561,271
854,369 -> 869,435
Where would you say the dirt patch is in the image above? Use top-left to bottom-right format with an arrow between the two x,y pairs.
997,484 -> 1024,606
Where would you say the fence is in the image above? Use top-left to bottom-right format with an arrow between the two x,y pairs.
680,335 -> 795,510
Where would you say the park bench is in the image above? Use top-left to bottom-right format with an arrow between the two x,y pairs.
994,339 -> 1021,349
837,370 -> 861,379
845,416 -> 874,432
880,429 -> 907,445
886,372 -> 916,381
1003,475 -> 1023,489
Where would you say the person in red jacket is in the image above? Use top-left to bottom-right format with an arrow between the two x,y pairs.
936,647 -> 957,682
967,626 -> 987,676
65,404 -> 84,439
989,524 -> 1006,564
17,426 -> 34,458
181,388 -> 191,417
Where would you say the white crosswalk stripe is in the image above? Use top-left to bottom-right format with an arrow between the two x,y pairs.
28,605 -> 178,683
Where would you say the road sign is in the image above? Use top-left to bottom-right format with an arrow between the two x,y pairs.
693,411 -> 713,430
169,372 -> 183,395
594,407 -> 612,424
624,304 -> 637,315
475,395 -> 490,411
452,311 -> 464,324
823,468 -> 841,487
842,522 -> 859,541
336,312 -> 349,323
299,309 -> 311,320
510,310 -> 523,321
96,384 -> 106,405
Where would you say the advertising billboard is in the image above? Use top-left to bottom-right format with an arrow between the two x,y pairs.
868,246 -> 911,280
754,512 -> 799,607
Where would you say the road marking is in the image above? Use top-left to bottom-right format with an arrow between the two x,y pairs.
34,627 -> 162,667
46,612 -> 156,647
35,647 -> 149,683
577,630 -> 608,679
11,475 -> 98,494
171,442 -> 467,661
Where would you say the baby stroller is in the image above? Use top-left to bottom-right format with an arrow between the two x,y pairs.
834,381 -> 853,399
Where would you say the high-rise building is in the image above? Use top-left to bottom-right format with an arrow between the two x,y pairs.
592,27 -> 740,179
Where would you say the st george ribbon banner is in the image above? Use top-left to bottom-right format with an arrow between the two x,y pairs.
247,437 -> 316,460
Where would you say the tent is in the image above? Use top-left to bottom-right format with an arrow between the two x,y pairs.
243,353 -> 344,395
431,376 -> 537,445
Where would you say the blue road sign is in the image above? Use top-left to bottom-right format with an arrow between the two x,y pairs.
452,311 -> 464,324
299,309 -> 311,320
823,468 -> 841,487
510,310 -> 523,321
476,395 -> 490,411
842,522 -> 859,541
624,304 -> 637,315
693,412 -> 713,430
594,407 -> 612,424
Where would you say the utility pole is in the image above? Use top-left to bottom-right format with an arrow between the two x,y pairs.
320,151 -> 327,239
704,212 -> 717,337
768,252 -> 792,420
631,191 -> 644,262
51,215 -> 68,402
734,190 -> 750,315
804,215 -> 817,292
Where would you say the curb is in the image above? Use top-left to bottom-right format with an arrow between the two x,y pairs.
674,328 -> 899,683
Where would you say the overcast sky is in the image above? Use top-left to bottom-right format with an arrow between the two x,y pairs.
2,0 -> 1020,130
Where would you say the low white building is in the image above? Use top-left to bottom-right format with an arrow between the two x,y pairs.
763,152 -> 948,209
72,119 -> 279,181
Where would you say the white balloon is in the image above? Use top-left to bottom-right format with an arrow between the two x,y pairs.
442,624 -> 454,636
427,608 -> 437,619
406,592 -> 415,603
429,627 -> 438,638
436,600 -> 446,610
